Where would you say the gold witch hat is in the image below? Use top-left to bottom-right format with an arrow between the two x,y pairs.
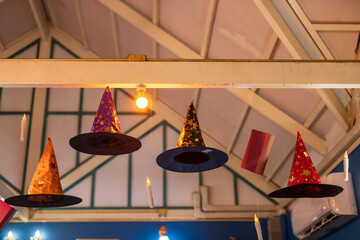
6,138 -> 82,208
156,102 -> 228,172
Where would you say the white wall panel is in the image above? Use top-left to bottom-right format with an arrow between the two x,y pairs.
202,167 -> 235,205
46,115 -> 78,176
82,88 -> 105,112
0,88 -> 32,111
52,43 -> 77,58
0,115 -> 28,190
48,89 -> 80,111
94,155 -> 129,207
64,175 -> 91,207
131,126 -> 163,206
237,178 -> 273,205
12,44 -> 38,58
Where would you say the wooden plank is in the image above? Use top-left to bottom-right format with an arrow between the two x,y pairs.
253,0 -> 309,59
28,0 -> 48,41
316,89 -> 349,131
200,0 -> 218,58
0,60 -> 360,88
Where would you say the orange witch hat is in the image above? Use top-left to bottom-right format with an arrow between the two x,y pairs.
5,138 -> 82,208
268,132 -> 343,198
69,87 -> 141,155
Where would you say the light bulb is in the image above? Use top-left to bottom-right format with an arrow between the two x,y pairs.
136,97 -> 148,109
136,84 -> 148,109
35,230 -> 40,238
7,231 -> 13,238
159,236 -> 169,240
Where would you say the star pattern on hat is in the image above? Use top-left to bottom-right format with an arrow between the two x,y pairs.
176,102 -> 205,148
287,132 -> 321,187
91,87 -> 122,134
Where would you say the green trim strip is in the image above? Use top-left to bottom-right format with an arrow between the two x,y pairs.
234,175 -> 239,205
21,88 -> 35,193
224,165 -> 278,205
0,111 -> 31,115
8,39 -> 40,59
76,89 -> 84,166
50,38 -> 80,59
90,172 -> 96,208
127,154 -> 132,207
163,124 -> 167,207
60,155 -> 95,180
63,155 -> 117,193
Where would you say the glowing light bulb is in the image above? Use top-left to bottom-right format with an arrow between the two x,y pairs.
159,236 -> 169,240
35,230 -> 40,238
136,97 -> 148,109
8,231 -> 13,238
136,84 -> 148,109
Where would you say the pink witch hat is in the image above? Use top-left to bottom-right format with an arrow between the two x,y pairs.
69,87 -> 141,155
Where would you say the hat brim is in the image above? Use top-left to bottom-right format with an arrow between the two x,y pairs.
156,146 -> 228,173
268,183 -> 343,198
5,194 -> 82,208
69,132 -> 141,155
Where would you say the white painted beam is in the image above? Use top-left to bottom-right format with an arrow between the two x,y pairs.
0,30 -> 40,58
287,0 -> 334,59
74,0 -> 89,49
28,0 -> 48,41
43,0 -> 58,28
316,89 -> 349,131
200,0 -> 218,58
1,59 -> 360,88
49,27 -> 99,58
313,24 -> 360,31
228,88 -> 328,155
0,38 -> 4,51
152,0 -> 160,58
253,0 -> 309,59
98,0 -> 202,59
110,11 -> 120,58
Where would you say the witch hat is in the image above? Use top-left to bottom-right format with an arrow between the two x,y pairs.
268,132 -> 343,198
156,102 -> 228,172
69,87 -> 141,155
6,138 -> 82,207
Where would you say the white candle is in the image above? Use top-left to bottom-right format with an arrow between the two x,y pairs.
254,214 -> 263,240
20,114 -> 27,142
344,151 -> 349,182
146,176 -> 154,208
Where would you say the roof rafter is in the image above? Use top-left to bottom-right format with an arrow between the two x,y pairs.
98,0 -> 202,59
28,0 -> 48,41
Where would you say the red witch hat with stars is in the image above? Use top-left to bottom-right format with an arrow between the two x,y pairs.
69,87 -> 141,155
156,101 -> 228,172
269,132 -> 343,198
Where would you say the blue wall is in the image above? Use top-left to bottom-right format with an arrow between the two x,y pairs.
0,220 -> 268,240
284,144 -> 360,239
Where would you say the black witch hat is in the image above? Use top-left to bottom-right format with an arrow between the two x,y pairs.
156,102 -> 228,172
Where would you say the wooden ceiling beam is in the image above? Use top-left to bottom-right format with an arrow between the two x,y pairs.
98,0 -> 202,59
28,0 -> 49,41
